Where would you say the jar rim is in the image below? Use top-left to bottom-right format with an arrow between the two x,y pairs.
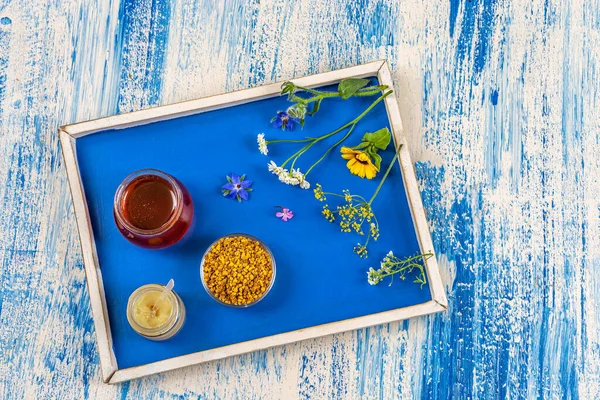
126,284 -> 180,337
114,168 -> 184,236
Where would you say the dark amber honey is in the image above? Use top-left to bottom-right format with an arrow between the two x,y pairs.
123,175 -> 176,231
114,169 -> 193,249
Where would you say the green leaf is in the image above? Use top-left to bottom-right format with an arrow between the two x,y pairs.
338,78 -> 370,100
362,127 -> 391,150
308,98 -> 322,116
240,174 -> 246,182
351,141 -> 370,150
357,85 -> 389,93
226,175 -> 232,183
281,81 -> 296,97
290,95 -> 307,104
371,153 -> 382,171
287,103 -> 307,119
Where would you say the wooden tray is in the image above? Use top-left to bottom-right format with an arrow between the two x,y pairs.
59,60 -> 447,384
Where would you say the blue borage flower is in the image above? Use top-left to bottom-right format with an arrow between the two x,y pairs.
271,111 -> 299,131
222,173 -> 252,202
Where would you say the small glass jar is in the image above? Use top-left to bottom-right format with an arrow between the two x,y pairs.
126,284 -> 186,340
200,233 -> 276,308
114,169 -> 194,249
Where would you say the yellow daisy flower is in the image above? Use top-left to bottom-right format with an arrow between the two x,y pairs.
340,147 -> 379,179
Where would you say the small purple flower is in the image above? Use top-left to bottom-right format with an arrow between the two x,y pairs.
271,111 -> 299,131
222,173 -> 252,202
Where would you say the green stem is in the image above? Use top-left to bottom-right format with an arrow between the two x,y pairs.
299,92 -> 339,104
324,192 -> 347,200
305,124 -> 356,176
368,144 -> 403,205
294,85 -> 327,96
378,263 -> 425,280
281,144 -> 311,168
269,111 -> 355,147
303,90 -> 393,176
377,253 -> 432,281
267,138 -> 314,144
271,90 -> 392,148
353,89 -> 387,97
380,253 -> 432,276
364,229 -> 371,246
293,84 -> 386,100
290,150 -> 304,171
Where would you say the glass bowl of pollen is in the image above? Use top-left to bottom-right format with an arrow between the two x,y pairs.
200,233 -> 276,308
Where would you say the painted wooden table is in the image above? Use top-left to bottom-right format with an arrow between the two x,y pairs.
0,1 -> 598,399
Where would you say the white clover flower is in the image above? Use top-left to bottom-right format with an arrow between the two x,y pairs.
287,175 -> 300,185
289,168 -> 309,188
278,171 -> 298,185
257,133 -> 268,156
290,168 -> 303,180
268,161 -> 284,175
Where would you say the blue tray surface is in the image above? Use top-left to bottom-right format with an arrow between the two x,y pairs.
76,82 -> 431,369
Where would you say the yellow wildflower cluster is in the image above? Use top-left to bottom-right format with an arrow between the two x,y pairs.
314,183 -> 327,202
321,204 -> 335,222
369,222 -> 380,240
354,243 -> 368,258
313,184 -> 380,258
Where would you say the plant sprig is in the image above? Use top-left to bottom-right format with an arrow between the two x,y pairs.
367,251 -> 433,287
262,91 -> 393,188
280,78 -> 389,127
346,127 -> 391,171
313,145 -> 402,257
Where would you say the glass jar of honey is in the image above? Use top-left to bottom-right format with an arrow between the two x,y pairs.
114,169 -> 194,249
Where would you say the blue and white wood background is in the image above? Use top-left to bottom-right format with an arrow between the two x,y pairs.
1,0 -> 598,398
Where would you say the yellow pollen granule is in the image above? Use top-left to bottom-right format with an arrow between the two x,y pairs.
203,236 -> 273,306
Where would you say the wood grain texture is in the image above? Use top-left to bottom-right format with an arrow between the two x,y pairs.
0,0 -> 598,399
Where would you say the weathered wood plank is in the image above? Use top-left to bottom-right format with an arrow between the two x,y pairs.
1,0 -> 599,398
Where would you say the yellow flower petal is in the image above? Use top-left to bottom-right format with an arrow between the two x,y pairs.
342,147 -> 378,179
350,160 -> 366,178
365,165 -> 377,179
340,147 -> 358,160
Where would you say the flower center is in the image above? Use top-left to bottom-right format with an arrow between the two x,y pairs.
235,183 -> 242,190
355,153 -> 371,164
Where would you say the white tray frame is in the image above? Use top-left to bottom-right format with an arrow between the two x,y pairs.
59,60 -> 448,384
